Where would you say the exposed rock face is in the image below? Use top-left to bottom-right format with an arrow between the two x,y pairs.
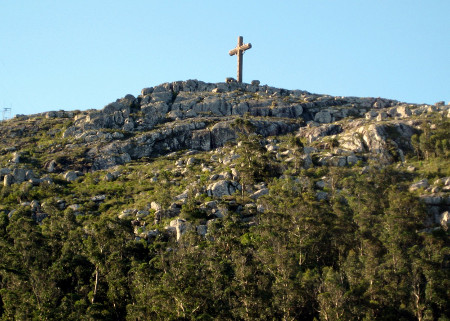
52,79 -> 419,170
299,124 -> 342,143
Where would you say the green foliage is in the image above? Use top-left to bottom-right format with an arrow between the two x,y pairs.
0,113 -> 449,320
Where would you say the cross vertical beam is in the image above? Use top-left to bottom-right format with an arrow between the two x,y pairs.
229,36 -> 252,83
237,36 -> 243,83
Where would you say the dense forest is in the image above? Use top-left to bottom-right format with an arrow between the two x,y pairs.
1,145 -> 449,320
0,81 -> 449,320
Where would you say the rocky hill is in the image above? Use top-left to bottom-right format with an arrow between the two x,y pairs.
0,80 -> 449,320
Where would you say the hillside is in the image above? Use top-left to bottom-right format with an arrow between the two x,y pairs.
0,80 -> 449,320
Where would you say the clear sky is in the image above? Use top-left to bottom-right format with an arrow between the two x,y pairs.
1,0 -> 449,116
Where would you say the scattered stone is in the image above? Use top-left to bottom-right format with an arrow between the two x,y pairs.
439,211 -> 449,228
12,168 -> 26,184
47,160 -> 57,173
249,188 -> 269,200
151,202 -> 162,211
3,174 -> 13,186
186,157 -> 196,166
136,210 -> 149,218
104,172 -> 114,181
91,195 -> 106,202
316,191 -> 328,201
64,171 -> 79,182
119,209 -> 136,219
315,180 -> 326,189
409,179 -> 429,192
30,200 -> 40,211
197,225 -> 208,236
169,219 -> 191,240
11,152 -> 21,163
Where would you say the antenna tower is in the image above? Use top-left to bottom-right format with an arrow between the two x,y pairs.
2,108 -> 11,121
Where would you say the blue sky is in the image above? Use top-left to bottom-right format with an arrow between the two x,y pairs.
1,0 -> 449,116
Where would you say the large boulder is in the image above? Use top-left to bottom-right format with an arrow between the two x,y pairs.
409,179 -> 429,192
207,180 -> 240,198
64,171 -> 80,182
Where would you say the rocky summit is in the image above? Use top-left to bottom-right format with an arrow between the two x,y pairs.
0,80 -> 449,320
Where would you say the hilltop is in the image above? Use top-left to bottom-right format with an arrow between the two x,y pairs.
0,80 -> 449,320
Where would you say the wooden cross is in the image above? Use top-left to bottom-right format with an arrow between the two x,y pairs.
229,36 -> 252,83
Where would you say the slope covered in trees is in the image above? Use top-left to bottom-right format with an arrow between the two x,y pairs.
0,81 -> 449,320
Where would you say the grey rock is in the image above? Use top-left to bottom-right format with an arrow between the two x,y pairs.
30,200 -> 40,211
197,225 -> 208,236
174,191 -> 189,201
91,195 -> 106,202
191,130 -> 211,151
3,174 -> 13,186
439,211 -> 449,228
47,160 -> 57,173
207,180 -> 240,198
315,180 -> 326,189
298,124 -> 342,143
136,210 -> 149,218
347,155 -> 359,165
12,168 -> 26,184
169,219 -> 191,241
389,106 -> 412,118
28,177 -> 42,186
301,154 -> 313,169
316,191 -> 329,201
376,112 -> 388,121
314,110 -> 332,123
365,110 -> 378,119
11,152 -> 21,163
420,195 -> 442,205
0,168 -> 11,176
104,172 -> 114,181
151,202 -> 162,211
409,179 -> 429,192
64,171 -> 79,182
249,188 -> 269,200
232,102 -> 249,115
